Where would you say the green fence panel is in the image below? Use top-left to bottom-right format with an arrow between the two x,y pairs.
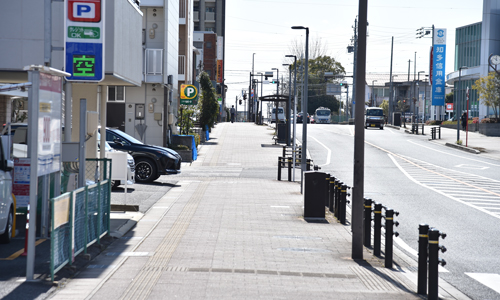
99,180 -> 110,237
86,184 -> 99,247
50,193 -> 72,281
73,187 -> 87,256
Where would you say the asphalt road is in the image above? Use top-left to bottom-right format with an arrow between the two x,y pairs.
301,123 -> 500,300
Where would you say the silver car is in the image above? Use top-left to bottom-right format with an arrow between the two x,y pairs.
0,137 -> 14,243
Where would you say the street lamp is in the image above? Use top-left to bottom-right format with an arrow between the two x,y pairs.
286,54 -> 298,181
457,66 -> 468,142
291,25 -> 309,185
283,63 -> 291,146
371,80 -> 377,107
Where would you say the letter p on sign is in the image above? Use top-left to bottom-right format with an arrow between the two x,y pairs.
181,85 -> 198,99
68,0 -> 101,22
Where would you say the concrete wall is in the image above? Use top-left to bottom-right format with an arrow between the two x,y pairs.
0,0 -> 65,71
106,0 -> 143,86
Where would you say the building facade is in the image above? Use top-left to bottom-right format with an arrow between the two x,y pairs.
446,0 -> 500,119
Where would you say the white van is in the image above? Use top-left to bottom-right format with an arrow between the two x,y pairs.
270,107 -> 285,123
0,136 -> 14,243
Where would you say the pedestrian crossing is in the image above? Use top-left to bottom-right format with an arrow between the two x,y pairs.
388,154 -> 500,220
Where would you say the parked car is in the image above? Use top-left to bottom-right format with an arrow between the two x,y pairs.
270,107 -> 285,123
0,136 -> 14,243
296,113 -> 310,123
103,128 -> 181,183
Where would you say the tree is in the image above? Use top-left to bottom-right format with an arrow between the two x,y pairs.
198,71 -> 219,129
396,100 -> 410,112
289,55 -> 346,115
288,36 -> 328,60
445,92 -> 454,103
379,99 -> 389,117
472,71 -> 500,119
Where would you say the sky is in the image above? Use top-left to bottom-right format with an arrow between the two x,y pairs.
224,0 -> 483,111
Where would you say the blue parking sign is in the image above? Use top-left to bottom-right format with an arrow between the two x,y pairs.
65,0 -> 105,82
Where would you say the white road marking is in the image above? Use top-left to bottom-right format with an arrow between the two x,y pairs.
270,206 -> 290,208
407,140 -> 500,167
387,154 -> 500,221
310,136 -> 331,167
465,273 -> 500,294
455,164 -> 489,170
394,237 -> 449,273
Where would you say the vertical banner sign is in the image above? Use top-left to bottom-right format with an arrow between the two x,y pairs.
217,36 -> 223,84
432,28 -> 446,106
216,60 -> 223,84
38,73 -> 62,176
65,0 -> 105,81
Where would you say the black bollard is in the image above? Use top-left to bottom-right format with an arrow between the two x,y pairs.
277,157 -> 282,181
417,224 -> 429,295
325,174 -> 330,207
283,146 -> 286,158
373,202 -> 382,256
287,157 -> 292,182
384,208 -> 399,268
428,228 -> 440,300
329,177 -> 335,213
363,198 -> 373,247
334,180 -> 342,219
339,183 -> 347,224
306,159 -> 311,171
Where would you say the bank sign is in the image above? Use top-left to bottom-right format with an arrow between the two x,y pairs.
431,28 -> 446,106
64,0 -> 105,82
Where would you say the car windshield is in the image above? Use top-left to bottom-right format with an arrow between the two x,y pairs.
110,129 -> 144,144
272,108 -> 284,113
316,110 -> 330,116
366,109 -> 384,116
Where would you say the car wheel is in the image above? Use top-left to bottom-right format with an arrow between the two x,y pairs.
111,180 -> 120,189
135,158 -> 158,183
0,208 -> 13,244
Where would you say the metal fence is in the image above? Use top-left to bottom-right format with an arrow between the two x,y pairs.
50,159 -> 111,281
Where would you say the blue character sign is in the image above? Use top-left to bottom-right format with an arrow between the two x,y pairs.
432,28 -> 446,106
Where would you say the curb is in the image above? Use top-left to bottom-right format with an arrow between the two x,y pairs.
444,142 -> 480,154
109,211 -> 143,238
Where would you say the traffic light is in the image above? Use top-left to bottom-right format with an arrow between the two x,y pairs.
243,93 -> 247,100
271,80 -> 279,84
239,99 -> 242,105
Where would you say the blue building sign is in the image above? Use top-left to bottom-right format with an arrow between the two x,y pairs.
431,28 -> 446,106
64,0 -> 105,82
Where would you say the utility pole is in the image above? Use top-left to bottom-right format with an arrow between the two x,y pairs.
389,36 -> 394,124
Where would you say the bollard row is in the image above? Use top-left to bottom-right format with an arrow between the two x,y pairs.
325,175 -> 350,225
277,156 -> 312,181
418,224 -> 447,300
363,199 -> 399,268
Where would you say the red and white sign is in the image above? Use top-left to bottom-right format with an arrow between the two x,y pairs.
68,0 -> 101,23
446,103 -> 453,112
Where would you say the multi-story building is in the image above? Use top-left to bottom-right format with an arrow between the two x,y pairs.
0,0 -> 143,157
446,0 -> 500,120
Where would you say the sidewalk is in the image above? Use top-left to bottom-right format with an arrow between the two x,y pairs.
49,122 -> 468,300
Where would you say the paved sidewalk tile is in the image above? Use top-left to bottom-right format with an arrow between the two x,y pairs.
50,122 -> 469,300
